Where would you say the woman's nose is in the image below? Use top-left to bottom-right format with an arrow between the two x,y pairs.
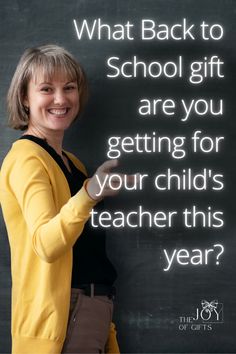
53,90 -> 66,105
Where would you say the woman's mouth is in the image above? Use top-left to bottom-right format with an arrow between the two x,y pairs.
48,108 -> 69,116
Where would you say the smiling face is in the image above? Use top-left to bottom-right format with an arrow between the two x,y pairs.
24,70 -> 80,135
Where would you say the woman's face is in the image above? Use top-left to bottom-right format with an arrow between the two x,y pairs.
24,70 -> 80,134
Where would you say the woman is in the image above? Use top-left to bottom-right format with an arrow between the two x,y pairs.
0,44 -> 124,353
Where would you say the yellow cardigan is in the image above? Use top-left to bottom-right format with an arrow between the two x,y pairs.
0,139 -> 119,354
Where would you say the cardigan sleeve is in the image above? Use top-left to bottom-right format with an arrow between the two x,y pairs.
7,154 -> 97,263
105,322 -> 120,353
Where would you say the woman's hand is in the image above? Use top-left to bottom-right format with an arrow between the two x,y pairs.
86,159 -> 137,200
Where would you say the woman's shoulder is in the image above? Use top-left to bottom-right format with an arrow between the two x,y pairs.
1,139 -> 52,173
5,138 -> 51,159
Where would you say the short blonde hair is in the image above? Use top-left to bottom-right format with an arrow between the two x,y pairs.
7,44 -> 88,130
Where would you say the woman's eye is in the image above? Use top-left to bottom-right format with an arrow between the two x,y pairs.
40,87 -> 52,93
65,85 -> 76,91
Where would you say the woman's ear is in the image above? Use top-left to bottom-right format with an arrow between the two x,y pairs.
23,96 -> 29,107
23,96 -> 29,113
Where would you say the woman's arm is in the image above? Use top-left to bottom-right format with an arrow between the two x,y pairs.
6,154 -> 97,263
3,152 -> 130,263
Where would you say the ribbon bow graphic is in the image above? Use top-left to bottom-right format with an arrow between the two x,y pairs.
201,300 -> 218,312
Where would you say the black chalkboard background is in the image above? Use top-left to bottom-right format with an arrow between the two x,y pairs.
0,1 -> 236,353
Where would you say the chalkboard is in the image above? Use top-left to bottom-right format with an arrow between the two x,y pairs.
0,0 -> 236,353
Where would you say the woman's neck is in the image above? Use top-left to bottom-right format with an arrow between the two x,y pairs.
23,126 -> 64,157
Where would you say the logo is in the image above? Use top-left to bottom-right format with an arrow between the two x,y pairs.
178,299 -> 224,331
